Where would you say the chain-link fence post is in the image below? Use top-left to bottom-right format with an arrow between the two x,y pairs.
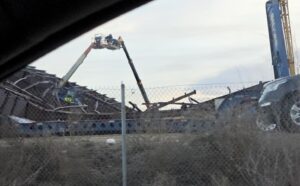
121,82 -> 127,186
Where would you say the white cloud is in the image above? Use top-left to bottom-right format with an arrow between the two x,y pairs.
197,62 -> 274,84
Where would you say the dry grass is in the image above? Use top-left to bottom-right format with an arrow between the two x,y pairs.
1,119 -> 300,186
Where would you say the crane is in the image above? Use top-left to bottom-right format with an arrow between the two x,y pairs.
266,0 -> 296,79
279,0 -> 296,76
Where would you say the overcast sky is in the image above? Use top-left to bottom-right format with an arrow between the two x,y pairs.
32,0 -> 300,89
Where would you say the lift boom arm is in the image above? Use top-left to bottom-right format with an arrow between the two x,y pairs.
57,34 -> 120,89
118,37 -> 151,109
58,43 -> 94,89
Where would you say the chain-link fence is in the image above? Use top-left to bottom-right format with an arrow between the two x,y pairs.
1,67 -> 300,185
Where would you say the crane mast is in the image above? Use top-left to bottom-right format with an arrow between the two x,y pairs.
266,0 -> 296,79
279,0 -> 296,76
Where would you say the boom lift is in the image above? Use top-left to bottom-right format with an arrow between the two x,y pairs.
57,34 -> 196,110
57,35 -> 120,89
55,34 -> 152,108
56,35 -> 120,104
266,0 -> 296,79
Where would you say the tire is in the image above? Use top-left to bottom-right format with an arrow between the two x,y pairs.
255,112 -> 277,132
281,93 -> 300,132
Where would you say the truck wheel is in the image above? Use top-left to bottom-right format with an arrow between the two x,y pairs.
281,93 -> 300,132
256,112 -> 277,131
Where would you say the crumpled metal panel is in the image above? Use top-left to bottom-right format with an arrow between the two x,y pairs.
0,66 -> 128,121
